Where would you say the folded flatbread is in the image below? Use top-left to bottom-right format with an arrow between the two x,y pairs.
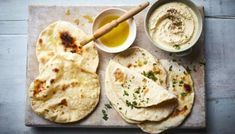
138,59 -> 194,133
113,47 -> 167,88
105,60 -> 177,122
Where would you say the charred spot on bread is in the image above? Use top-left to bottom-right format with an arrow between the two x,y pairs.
60,31 -> 82,54
114,68 -> 126,83
59,99 -> 68,106
38,38 -> 43,44
60,31 -> 75,47
40,58 -> 46,64
184,84 -> 191,92
33,80 -> 46,96
173,105 -> 188,116
50,79 -> 55,84
52,68 -> 59,73
127,63 -> 132,68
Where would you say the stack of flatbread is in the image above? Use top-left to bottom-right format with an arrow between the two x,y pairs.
28,21 -> 100,123
105,47 -> 194,133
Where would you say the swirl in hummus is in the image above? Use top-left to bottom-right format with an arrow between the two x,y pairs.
148,2 -> 199,50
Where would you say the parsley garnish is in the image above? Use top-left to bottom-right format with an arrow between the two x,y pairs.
181,92 -> 187,97
102,109 -> 108,121
142,71 -> 157,81
125,100 -> 139,109
179,80 -> 184,84
123,90 -> 129,96
173,45 -> 181,50
133,93 -> 137,100
105,103 -> 112,109
135,87 -> 141,94
173,78 -> 177,84
169,65 -> 173,71
144,61 -> 148,65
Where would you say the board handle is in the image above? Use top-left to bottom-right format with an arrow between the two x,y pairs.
80,1 -> 149,46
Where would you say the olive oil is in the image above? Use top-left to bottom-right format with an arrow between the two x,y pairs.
98,16 -> 129,47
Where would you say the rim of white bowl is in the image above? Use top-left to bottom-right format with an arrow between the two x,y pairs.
92,8 -> 137,53
144,0 -> 203,53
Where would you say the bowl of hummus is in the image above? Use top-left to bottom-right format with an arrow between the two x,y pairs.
145,0 -> 203,53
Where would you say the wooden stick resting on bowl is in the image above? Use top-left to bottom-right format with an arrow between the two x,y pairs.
80,1 -> 149,46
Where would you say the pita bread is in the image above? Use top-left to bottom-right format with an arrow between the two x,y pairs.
36,21 -> 99,73
113,47 -> 167,88
29,53 -> 100,123
138,59 -> 194,133
105,60 -> 177,122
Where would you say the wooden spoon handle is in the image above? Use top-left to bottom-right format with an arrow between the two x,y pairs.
80,1 -> 149,46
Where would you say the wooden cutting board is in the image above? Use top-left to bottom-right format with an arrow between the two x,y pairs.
25,5 -> 206,128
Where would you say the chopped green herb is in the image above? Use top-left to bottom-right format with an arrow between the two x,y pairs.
169,65 -> 173,71
142,71 -> 157,81
102,109 -> 108,121
133,93 -> 137,100
179,81 -> 184,84
144,61 -> 148,65
135,87 -> 141,94
160,80 -> 163,84
173,78 -> 177,84
132,101 -> 137,106
146,98 -> 149,103
142,53 -> 146,56
119,107 -> 122,110
105,103 -> 112,109
125,100 -> 133,109
123,90 -> 129,96
181,92 -> 187,97
173,45 -> 181,50
125,100 -> 139,109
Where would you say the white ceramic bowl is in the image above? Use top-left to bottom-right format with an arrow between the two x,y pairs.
92,8 -> 137,53
145,0 -> 203,53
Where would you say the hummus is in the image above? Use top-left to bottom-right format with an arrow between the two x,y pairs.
148,2 -> 198,51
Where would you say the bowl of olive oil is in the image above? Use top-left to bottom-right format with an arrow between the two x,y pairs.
92,8 -> 137,53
